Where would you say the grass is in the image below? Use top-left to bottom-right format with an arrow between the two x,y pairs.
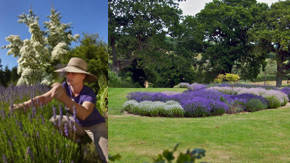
109,88 -> 290,163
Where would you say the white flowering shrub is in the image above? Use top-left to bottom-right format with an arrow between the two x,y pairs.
2,9 -> 79,85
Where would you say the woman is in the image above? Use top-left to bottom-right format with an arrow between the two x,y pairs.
11,57 -> 108,163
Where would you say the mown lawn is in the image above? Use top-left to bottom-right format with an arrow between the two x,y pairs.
108,88 -> 290,163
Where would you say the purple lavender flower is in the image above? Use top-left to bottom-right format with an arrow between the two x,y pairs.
73,124 -> 77,133
188,83 -> 207,91
67,113 -> 72,129
18,121 -> 24,131
64,123 -> 69,137
2,154 -> 7,163
31,106 -> 37,118
36,131 -> 40,138
127,92 -> 170,102
8,138 -> 13,148
281,87 -> 290,100
0,110 -> 5,119
25,146 -> 34,161
40,115 -> 45,124
59,105 -> 63,119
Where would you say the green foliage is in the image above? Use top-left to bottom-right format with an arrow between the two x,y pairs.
210,108 -> 226,116
66,34 -> 108,115
214,73 -> 240,84
249,1 -> 290,87
245,99 -> 267,112
225,73 -> 240,83
109,153 -> 122,162
153,144 -> 206,163
214,74 -> 225,83
109,0 -> 196,87
185,106 -> 209,118
0,63 -> 19,87
196,0 -> 267,81
109,70 -> 140,88
265,96 -> 281,108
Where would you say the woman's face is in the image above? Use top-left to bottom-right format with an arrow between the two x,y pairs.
65,72 -> 86,86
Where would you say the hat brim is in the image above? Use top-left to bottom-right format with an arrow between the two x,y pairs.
55,66 -> 97,82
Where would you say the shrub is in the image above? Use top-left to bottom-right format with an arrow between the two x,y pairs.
208,87 -> 238,95
122,100 -> 184,117
265,96 -> 281,108
210,101 -> 229,115
173,82 -> 190,88
245,99 -> 267,112
281,87 -> 290,100
227,103 -> 244,114
214,74 -> 225,83
187,83 -> 207,91
127,92 -> 170,102
211,87 -> 288,106
225,73 -> 240,83
108,70 -> 140,88
122,100 -> 139,113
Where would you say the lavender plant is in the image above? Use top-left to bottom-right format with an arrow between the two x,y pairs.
122,100 -> 184,117
210,87 -> 288,107
280,87 -> 290,100
0,85 -> 95,162
173,82 -> 190,88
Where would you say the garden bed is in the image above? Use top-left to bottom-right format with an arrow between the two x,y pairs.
122,83 -> 290,117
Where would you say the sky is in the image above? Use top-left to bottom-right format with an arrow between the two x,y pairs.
179,0 -> 280,16
0,0 -> 108,69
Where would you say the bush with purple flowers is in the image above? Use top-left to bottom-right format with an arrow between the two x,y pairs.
127,89 -> 230,117
210,87 -> 288,107
281,87 -> 290,100
124,83 -> 287,117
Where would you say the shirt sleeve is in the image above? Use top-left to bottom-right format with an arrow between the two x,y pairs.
82,88 -> 96,104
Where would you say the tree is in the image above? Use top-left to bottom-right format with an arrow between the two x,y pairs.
0,59 -> 20,87
196,0 -> 268,81
66,34 -> 108,114
109,0 -> 182,71
109,0 -> 190,87
2,9 -> 79,85
249,0 -> 290,87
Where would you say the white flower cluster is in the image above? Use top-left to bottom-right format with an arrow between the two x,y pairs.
51,42 -> 68,60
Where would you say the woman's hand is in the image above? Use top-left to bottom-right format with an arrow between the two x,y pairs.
51,83 -> 70,103
9,103 -> 28,111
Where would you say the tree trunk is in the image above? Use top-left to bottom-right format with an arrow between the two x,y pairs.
110,37 -> 119,72
276,54 -> 283,87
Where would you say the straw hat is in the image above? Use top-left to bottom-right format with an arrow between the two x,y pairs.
55,57 -> 97,82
